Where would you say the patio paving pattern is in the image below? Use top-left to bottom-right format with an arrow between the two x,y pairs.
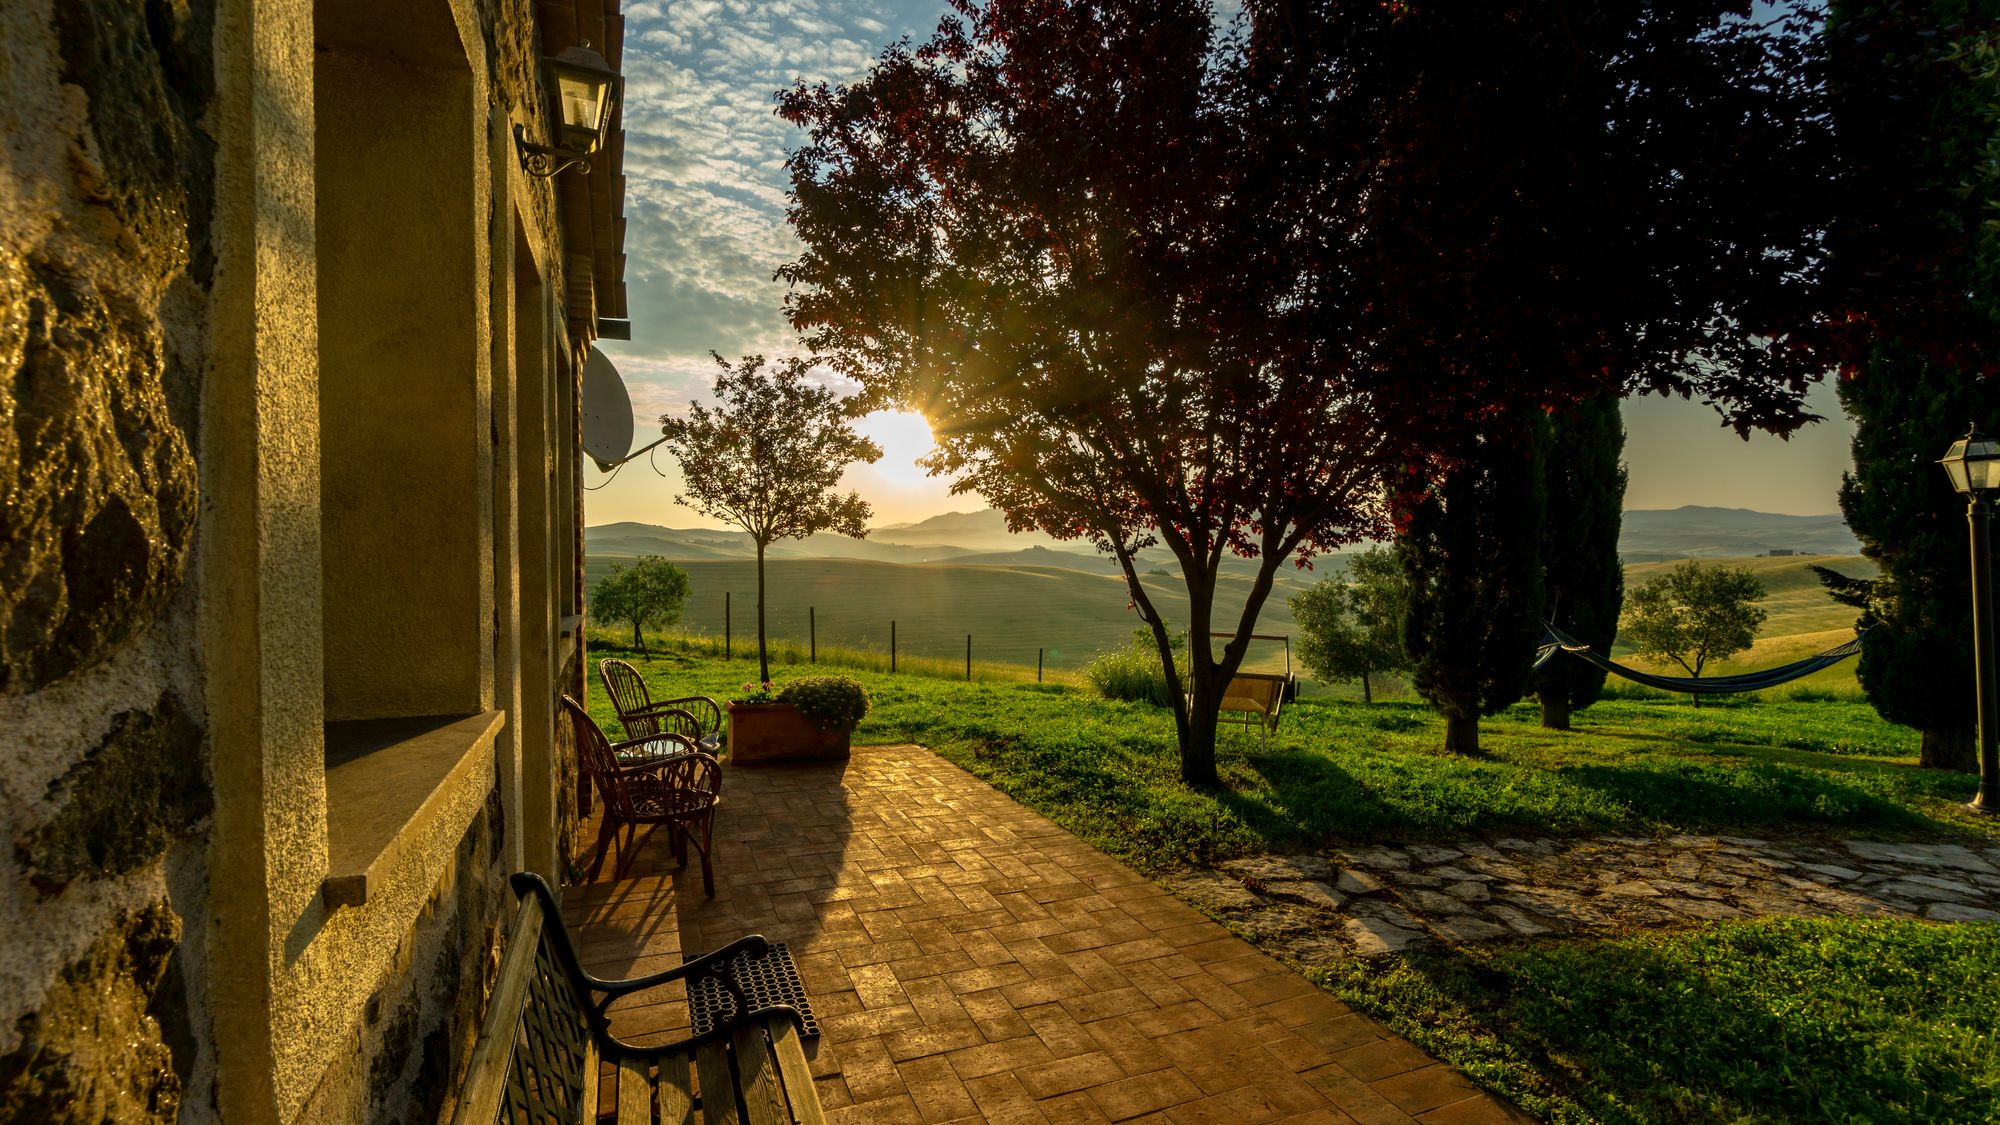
564,744 -> 1527,1124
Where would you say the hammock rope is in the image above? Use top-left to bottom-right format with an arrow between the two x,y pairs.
1533,623 -> 1865,695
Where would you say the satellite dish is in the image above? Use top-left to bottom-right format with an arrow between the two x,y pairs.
581,345 -> 635,472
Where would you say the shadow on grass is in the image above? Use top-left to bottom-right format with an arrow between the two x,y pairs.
1554,761 -> 1939,836
1328,919 -> 2000,1125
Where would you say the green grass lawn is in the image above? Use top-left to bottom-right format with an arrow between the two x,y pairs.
591,636 -> 2000,1123
1316,917 -> 2000,1124
591,633 -> 1995,871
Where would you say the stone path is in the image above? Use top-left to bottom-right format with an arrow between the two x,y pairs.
567,745 -> 1530,1123
1167,834 -> 2000,965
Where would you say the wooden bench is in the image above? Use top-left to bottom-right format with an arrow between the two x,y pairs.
452,873 -> 823,1125
1189,633 -> 1298,748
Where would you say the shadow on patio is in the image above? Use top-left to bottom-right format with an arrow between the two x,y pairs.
561,744 -> 1527,1124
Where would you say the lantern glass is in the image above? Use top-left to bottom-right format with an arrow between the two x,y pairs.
557,72 -> 607,137
543,45 -> 619,154
1941,430 -> 2000,495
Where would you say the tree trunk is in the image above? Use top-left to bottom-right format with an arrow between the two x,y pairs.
1920,727 -> 1978,773
1180,661 -> 1222,788
1540,693 -> 1571,730
755,540 -> 771,685
633,620 -> 644,652
1361,673 -> 1372,705
1181,703 -> 1220,788
1444,711 -> 1481,754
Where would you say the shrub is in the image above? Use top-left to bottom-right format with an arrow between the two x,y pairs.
1083,631 -> 1176,707
776,675 -> 870,730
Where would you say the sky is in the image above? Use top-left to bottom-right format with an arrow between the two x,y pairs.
589,0 -> 1861,531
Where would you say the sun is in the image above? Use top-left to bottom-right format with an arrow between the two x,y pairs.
852,410 -> 938,486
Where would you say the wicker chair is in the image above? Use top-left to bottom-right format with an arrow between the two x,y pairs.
599,658 -> 724,752
560,695 -> 722,892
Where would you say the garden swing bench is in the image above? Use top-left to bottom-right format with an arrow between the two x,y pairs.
1190,633 -> 1298,748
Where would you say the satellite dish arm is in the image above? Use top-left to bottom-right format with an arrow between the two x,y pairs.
590,434 -> 670,474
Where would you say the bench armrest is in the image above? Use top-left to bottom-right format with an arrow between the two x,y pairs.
585,933 -> 771,1045
586,932 -> 770,996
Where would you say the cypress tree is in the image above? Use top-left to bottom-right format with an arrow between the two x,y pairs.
1531,395 -> 1627,730
1400,412 -> 1548,754
1822,1 -> 2000,772
1832,355 -> 1994,771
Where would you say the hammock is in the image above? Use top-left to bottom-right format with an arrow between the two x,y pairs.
1532,623 -> 1865,694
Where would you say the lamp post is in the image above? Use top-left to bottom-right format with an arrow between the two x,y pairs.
514,43 -> 623,177
1939,425 -> 2000,813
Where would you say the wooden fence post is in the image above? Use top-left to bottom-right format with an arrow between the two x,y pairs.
966,634 -> 972,681
724,592 -> 731,660
809,606 -> 816,663
890,620 -> 896,673
1038,648 -> 1044,683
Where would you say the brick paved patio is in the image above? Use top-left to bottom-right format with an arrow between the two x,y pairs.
563,744 -> 1528,1124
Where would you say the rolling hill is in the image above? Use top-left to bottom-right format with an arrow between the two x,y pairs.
590,505 -> 1861,566
582,554 -> 1315,672
585,507 -> 1877,689
1618,506 -> 1860,561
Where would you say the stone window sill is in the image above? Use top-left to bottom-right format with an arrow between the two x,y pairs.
322,711 -> 503,908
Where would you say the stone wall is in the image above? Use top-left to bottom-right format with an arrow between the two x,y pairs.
0,0 -> 220,1120
293,793 -> 505,1125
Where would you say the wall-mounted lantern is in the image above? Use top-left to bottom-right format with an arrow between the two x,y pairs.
514,43 -> 622,177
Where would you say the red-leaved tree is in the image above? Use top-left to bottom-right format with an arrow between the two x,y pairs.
779,0 -> 1834,785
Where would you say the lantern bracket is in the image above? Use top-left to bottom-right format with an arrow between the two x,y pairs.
514,123 -> 594,178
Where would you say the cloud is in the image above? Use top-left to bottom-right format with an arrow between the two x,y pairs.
604,1 -> 950,464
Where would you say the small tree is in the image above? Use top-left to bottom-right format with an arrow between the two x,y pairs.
1291,547 -> 1408,704
590,557 -> 690,654
1621,562 -> 1768,707
661,355 -> 881,684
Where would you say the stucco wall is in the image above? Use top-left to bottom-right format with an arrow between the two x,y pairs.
0,0 -> 220,1120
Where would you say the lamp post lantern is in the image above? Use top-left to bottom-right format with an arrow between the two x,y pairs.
514,43 -> 622,177
1939,425 -> 2000,813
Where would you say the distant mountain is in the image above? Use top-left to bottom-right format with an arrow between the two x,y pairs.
867,509 -> 1070,552
588,504 -> 1861,566
942,545 -> 1126,573
1617,506 -> 1859,561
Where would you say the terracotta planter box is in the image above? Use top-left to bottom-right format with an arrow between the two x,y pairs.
726,702 -> 852,764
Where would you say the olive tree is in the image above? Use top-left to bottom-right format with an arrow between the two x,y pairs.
590,557 -> 691,654
1621,562 -> 1768,706
1291,547 -> 1408,704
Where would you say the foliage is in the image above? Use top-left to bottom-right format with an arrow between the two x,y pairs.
1621,563 -> 1770,692
735,680 -> 777,704
1291,547 -> 1408,704
1083,628 -> 1181,707
659,354 -> 881,684
1400,414 -> 1547,753
1319,917 -> 2000,1125
775,675 -> 871,730
1822,1 -> 2000,771
588,556 -> 689,652
1824,0 -> 2000,376
1531,395 -> 1627,729
777,0 -> 1835,787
